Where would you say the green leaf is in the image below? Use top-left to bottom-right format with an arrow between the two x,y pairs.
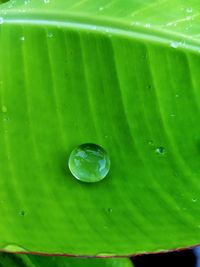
0,253 -> 133,267
0,0 -> 200,256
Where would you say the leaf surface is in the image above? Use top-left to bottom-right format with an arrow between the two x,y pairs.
0,0 -> 200,256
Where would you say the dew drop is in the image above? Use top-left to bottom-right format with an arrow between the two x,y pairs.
99,6 -> 104,11
105,208 -> 113,213
186,7 -> 193,13
131,21 -> 140,26
148,140 -> 154,145
44,0 -> 49,3
155,147 -> 165,155
145,23 -> 151,28
192,198 -> 197,203
3,116 -> 9,122
170,41 -> 179,48
20,36 -> 25,41
24,0 -> 30,5
68,143 -> 110,183
47,32 -> 53,38
19,210 -> 26,216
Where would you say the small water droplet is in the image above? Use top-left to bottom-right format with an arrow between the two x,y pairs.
185,25 -> 192,31
145,23 -> 151,28
1,105 -> 7,113
142,53 -> 147,60
24,0 -> 30,5
3,116 -> 9,122
173,171 -> 178,177
167,22 -> 177,27
20,36 -> 25,41
186,7 -> 193,13
131,21 -> 139,26
47,32 -> 53,38
186,16 -> 191,21
99,6 -> 104,11
192,198 -> 197,203
170,41 -> 179,48
105,208 -> 113,213
0,17 -> 4,24
148,140 -> 154,145
68,143 -> 110,183
19,210 -> 26,216
155,147 -> 165,155
44,0 -> 49,3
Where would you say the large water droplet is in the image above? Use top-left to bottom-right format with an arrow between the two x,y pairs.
68,143 -> 110,183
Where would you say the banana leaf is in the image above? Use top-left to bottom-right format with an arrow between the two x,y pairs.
0,0 -> 200,257
0,253 -> 133,267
